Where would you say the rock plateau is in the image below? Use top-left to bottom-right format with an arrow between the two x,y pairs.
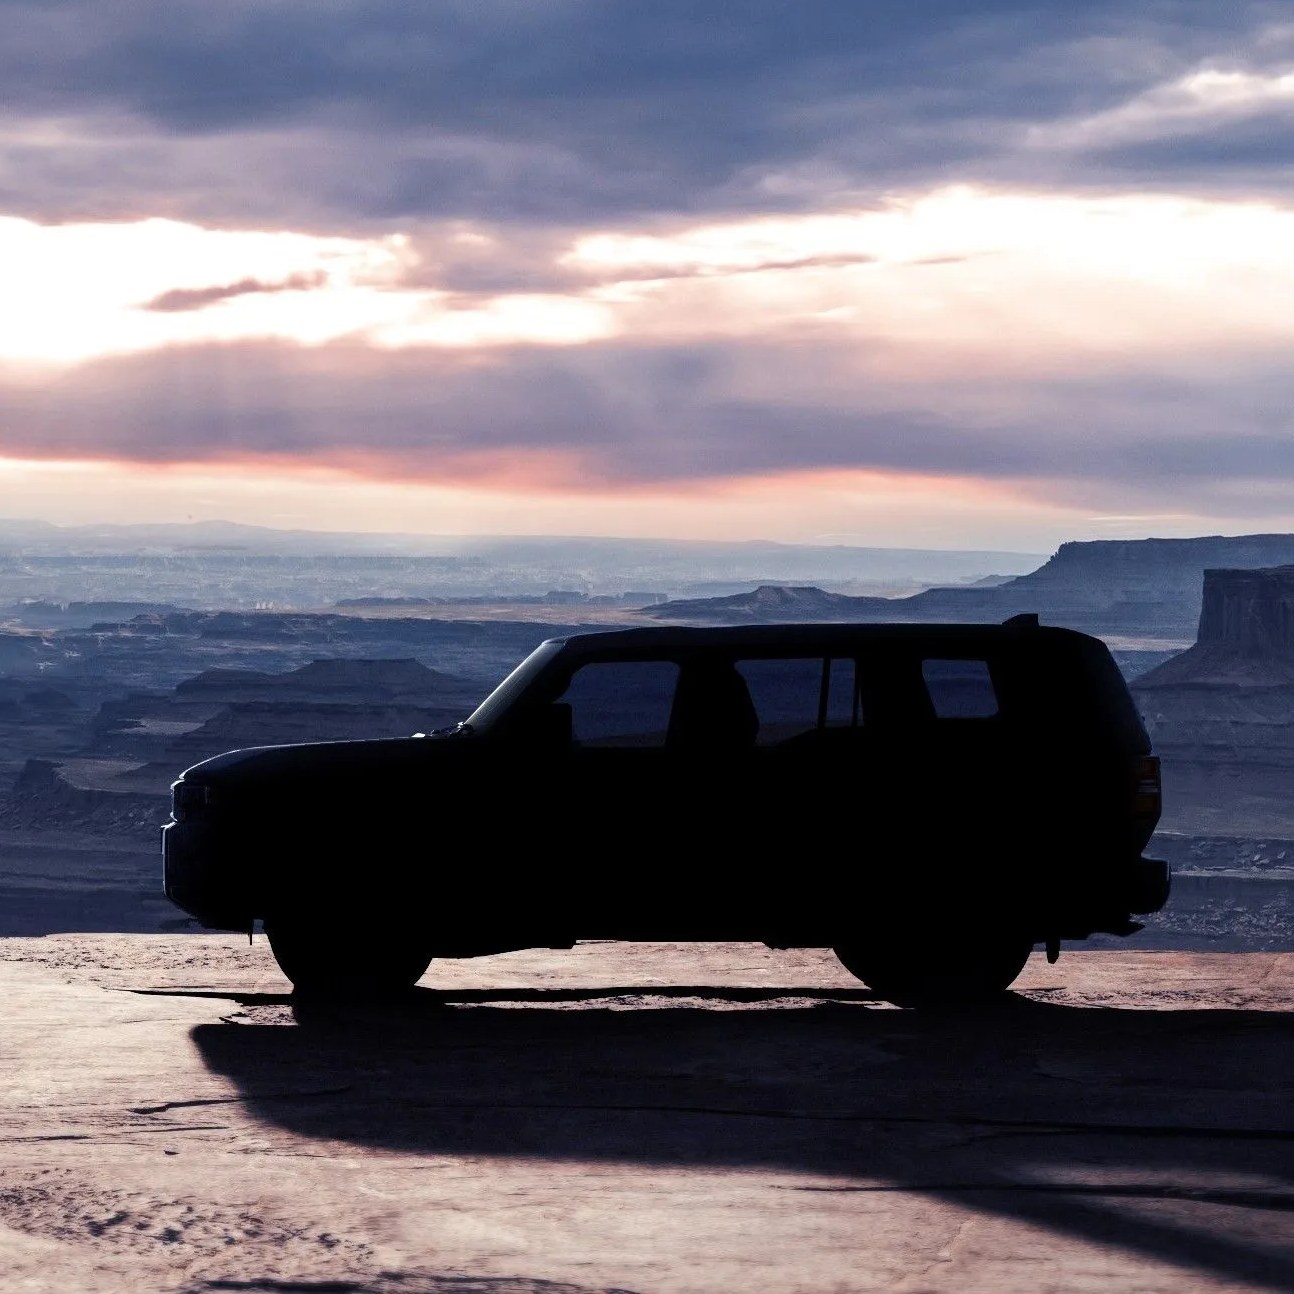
1135,566 -> 1294,835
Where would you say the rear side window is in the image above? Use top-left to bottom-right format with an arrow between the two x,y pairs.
921,658 -> 998,718
560,660 -> 679,746
736,657 -> 858,744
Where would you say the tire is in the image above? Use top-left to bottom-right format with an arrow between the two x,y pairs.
265,911 -> 433,995
834,929 -> 1034,1008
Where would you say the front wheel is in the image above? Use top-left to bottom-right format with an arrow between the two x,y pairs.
265,911 -> 433,995
834,929 -> 1034,1008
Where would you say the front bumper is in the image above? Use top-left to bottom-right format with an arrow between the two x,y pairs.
161,818 -> 253,930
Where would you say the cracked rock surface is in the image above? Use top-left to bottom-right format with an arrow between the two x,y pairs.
4,939 -> 1294,1291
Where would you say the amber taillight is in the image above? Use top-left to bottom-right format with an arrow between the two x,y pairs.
1134,754 -> 1161,820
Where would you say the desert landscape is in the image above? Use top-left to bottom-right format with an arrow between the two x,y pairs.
2,525 -> 1294,1289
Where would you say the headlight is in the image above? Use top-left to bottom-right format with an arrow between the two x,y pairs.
172,780 -> 215,819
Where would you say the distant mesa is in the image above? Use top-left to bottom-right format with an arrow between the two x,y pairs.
334,590 -> 662,609
644,584 -> 891,622
1200,566 -> 1294,657
6,756 -> 160,838
280,656 -> 465,697
0,597 -> 190,634
646,535 -> 1294,637
903,535 -> 1294,637
169,656 -> 473,707
7,599 -> 62,616
67,600 -> 187,619
174,667 -> 277,698
1135,566 -> 1294,689
335,596 -> 441,608
1,599 -> 190,630
7,655 -> 486,828
1133,565 -> 1294,837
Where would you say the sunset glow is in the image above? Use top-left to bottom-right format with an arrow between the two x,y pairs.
0,217 -> 622,365
0,453 -> 1120,548
7,188 -> 1294,371
2,2 -> 1293,544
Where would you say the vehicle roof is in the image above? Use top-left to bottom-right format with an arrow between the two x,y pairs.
538,618 -> 1090,657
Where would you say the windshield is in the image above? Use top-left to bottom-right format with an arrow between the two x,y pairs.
464,641 -> 566,733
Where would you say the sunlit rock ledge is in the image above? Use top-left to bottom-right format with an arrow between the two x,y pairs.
2,939 -> 1294,1292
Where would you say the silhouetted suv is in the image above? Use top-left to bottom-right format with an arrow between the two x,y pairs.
163,616 -> 1169,1006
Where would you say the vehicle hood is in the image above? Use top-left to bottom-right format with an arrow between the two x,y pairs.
176,732 -> 462,790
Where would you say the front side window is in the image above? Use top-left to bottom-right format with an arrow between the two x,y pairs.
559,660 -> 679,746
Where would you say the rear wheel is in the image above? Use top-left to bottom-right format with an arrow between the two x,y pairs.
834,928 -> 1034,1008
265,911 -> 433,995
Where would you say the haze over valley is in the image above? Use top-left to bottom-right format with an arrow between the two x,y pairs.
0,520 -> 1291,951
0,518 -> 1044,609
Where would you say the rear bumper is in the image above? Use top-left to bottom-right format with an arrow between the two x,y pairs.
1128,855 -> 1172,914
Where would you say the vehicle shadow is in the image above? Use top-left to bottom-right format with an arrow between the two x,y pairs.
191,990 -> 1294,1289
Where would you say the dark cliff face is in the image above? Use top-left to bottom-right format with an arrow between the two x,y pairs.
908,534 -> 1294,637
1131,566 -> 1294,835
1136,567 -> 1294,691
1197,567 -> 1294,654
1024,536 -> 1294,589
644,537 -> 1294,637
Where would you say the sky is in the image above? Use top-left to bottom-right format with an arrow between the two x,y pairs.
1,0 -> 1293,550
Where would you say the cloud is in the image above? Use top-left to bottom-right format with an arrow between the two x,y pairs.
1028,65 -> 1294,152
143,270 -> 326,312
2,331 -> 1292,529
0,215 -> 624,362
8,187 -> 1294,367
0,1 -> 1285,228
0,215 -> 414,362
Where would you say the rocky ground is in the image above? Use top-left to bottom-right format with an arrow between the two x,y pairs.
4,939 -> 1294,1292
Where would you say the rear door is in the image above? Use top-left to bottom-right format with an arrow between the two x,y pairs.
729,654 -> 866,932
549,656 -> 685,931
